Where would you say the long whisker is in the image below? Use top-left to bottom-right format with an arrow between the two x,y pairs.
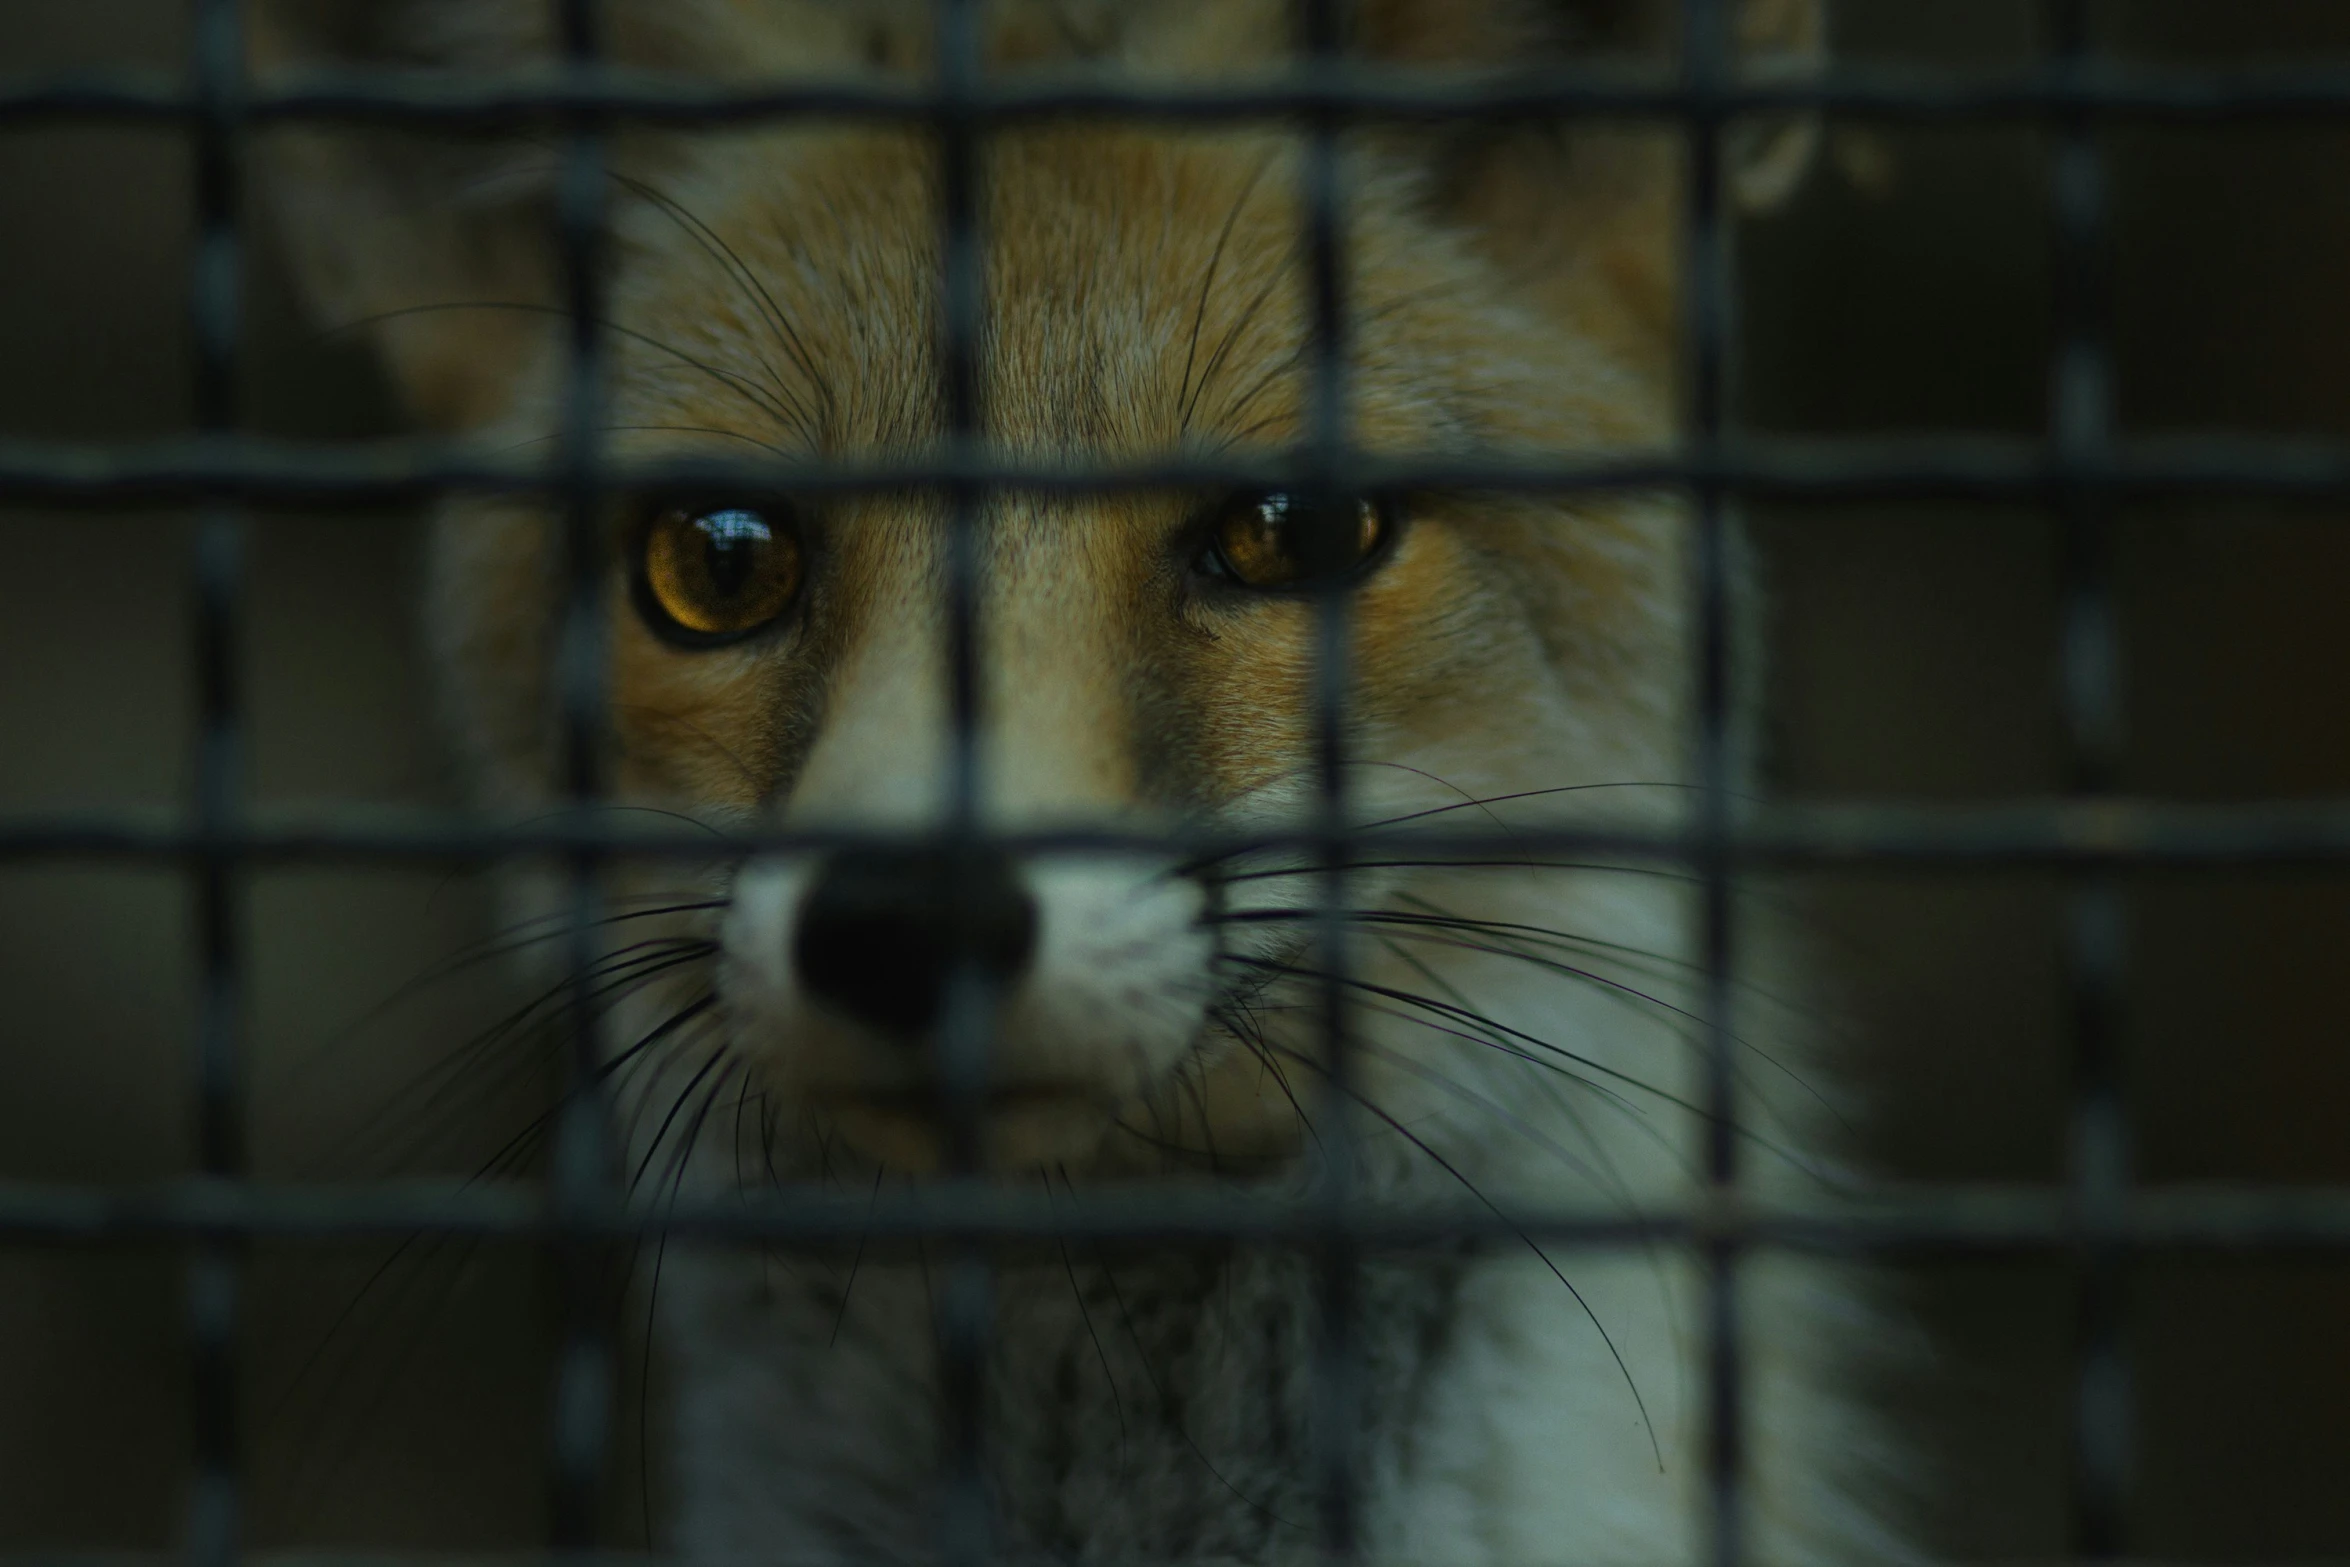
830,1165 -> 885,1348
270,899 -> 726,1094
1381,898 -> 1849,1126
1363,934 -> 1683,1194
1178,148 -> 1281,434
1237,951 -> 1836,1179
593,161 -> 835,432
491,424 -> 795,461
1217,952 -> 1695,1118
1380,892 -> 1785,1006
1055,1166 -> 1306,1534
1219,904 -> 1829,1122
321,943 -> 719,1178
489,994 -> 724,1197
628,1044 -> 734,1197
1042,1172 -> 1130,1474
1187,247 -> 1299,435
267,987 -> 715,1526
328,301 -> 811,437
1217,856 -> 1697,889
1254,1041 -> 1663,1471
1209,1000 -> 1324,1156
634,1054 -> 744,1546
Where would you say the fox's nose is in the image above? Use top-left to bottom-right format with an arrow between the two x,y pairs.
792,845 -> 1039,1038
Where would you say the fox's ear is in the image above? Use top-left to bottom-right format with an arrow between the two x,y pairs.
1356,0 -> 1824,352
251,0 -> 564,428
255,0 -> 834,427
1359,0 -> 1823,210
1720,0 -> 1829,212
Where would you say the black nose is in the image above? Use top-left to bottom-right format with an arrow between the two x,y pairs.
792,845 -> 1039,1037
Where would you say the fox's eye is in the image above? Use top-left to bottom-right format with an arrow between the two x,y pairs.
1202,491 -> 1390,590
635,502 -> 804,645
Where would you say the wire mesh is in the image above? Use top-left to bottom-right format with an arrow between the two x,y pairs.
2043,3 -> 2130,1558
548,0 -> 619,1550
186,1 -> 247,1564
1,1 -> 2347,1564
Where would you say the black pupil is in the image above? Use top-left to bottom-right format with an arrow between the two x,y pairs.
1264,492 -> 1355,574
1261,493 -> 1299,559
695,508 -> 771,599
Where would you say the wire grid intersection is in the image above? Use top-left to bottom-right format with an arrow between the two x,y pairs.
0,3 -> 2344,1565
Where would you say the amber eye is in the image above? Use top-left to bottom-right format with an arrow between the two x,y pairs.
634,502 -> 804,645
1201,491 -> 1390,590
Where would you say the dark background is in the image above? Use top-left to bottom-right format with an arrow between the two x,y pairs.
3,0 -> 2348,1558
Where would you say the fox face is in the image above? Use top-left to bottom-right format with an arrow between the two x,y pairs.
576,112 -> 1693,1173
259,2 -> 1887,1560
264,0 -> 1823,1178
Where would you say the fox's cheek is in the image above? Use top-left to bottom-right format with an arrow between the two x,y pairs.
608,618 -> 804,809
1164,519 -> 1512,798
1350,519 -> 1519,721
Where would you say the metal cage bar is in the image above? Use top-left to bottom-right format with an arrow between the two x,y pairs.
29,60 -> 2350,127
30,432 -> 2350,507
1678,5 -> 1744,1564
1298,2 -> 1364,1560
28,800 -> 2350,867
5,1178 -> 2347,1251
932,2 -> 996,1563
185,1 -> 248,1565
549,0 -> 619,1550
2045,2 -> 2132,1558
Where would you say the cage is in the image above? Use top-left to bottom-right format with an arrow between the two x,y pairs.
2,1 -> 2348,1563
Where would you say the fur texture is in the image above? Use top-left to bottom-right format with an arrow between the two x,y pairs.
256,1 -> 1896,1560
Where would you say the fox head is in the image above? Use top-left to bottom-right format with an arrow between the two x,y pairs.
257,0 -> 1820,1178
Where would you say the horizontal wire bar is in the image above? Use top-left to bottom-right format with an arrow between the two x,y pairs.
11,434 -> 2350,508
2,1176 -> 2347,1255
0,1557 -> 2331,1567
10,799 -> 2350,867
15,61 -> 2350,127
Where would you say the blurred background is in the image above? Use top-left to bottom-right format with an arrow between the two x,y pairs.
2,0 -> 2347,1559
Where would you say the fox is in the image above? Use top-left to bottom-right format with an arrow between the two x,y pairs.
255,0 -> 1899,1561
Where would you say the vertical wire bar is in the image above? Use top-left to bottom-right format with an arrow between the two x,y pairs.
550,0 -> 617,1550
932,4 -> 994,1566
2046,2 -> 2131,1559
186,4 -> 246,1566
1298,0 -> 1360,1561
1678,3 -> 1741,1567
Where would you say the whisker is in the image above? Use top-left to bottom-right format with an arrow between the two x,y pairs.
329,301 -> 812,437
1054,1165 -> 1305,1534
632,1055 -> 744,1547
1255,1041 -> 1663,1471
592,159 -> 837,429
1218,952 -> 1696,1119
1352,780 -> 1731,835
320,944 -> 719,1179
1388,890 -> 1848,1040
830,1165 -> 885,1348
1239,951 -> 1836,1179
1378,901 -> 1848,1130
1365,934 -> 1680,1197
1187,251 -> 1298,436
627,1044 -> 734,1198
270,898 -> 726,1095
1042,1171 -> 1130,1474
1244,906 -> 1825,1121
1177,148 -> 1281,435
1208,1002 -> 1324,1157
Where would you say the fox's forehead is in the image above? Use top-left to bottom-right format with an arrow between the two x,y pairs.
607,121 -> 1495,461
